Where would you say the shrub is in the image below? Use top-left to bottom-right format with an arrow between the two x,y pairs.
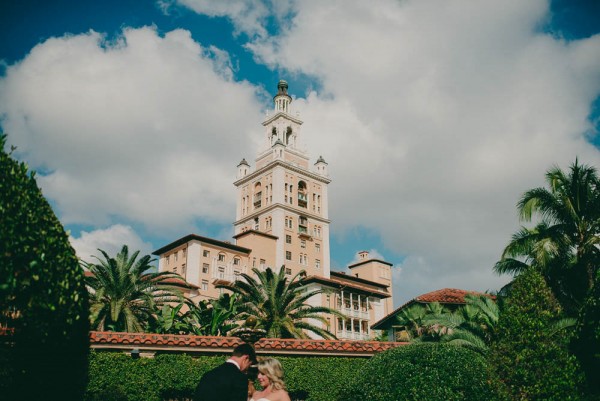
338,343 -> 497,401
0,135 -> 90,400
86,351 -> 365,401
490,269 -> 584,400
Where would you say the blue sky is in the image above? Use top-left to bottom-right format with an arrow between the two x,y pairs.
1,0 -> 600,306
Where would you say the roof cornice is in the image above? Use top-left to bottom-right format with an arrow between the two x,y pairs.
234,160 -> 331,186
262,112 -> 303,126
234,203 -> 331,226
152,234 -> 251,256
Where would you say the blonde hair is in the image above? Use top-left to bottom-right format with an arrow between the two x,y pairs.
257,357 -> 286,390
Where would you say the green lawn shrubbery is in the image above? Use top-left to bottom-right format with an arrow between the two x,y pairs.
86,351 -> 366,401
338,343 -> 497,401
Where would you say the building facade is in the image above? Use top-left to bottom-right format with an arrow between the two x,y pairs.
154,81 -> 394,340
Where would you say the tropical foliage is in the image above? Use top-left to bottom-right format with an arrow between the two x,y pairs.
216,266 -> 344,339
490,269 -> 584,401
84,245 -> 188,332
494,159 -> 600,314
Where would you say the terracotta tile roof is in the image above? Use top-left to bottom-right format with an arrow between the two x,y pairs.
371,288 -> 493,330
415,288 -> 490,304
89,331 -> 406,357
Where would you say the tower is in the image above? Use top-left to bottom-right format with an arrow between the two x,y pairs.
233,80 -> 331,278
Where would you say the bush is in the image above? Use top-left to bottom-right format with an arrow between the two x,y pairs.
0,135 -> 89,401
338,343 -> 497,401
490,269 -> 584,400
86,351 -> 366,401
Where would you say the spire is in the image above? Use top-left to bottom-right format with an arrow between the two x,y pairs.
273,80 -> 292,114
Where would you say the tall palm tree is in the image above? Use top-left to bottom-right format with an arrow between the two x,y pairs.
495,159 -> 600,314
216,266 -> 344,339
84,245 -> 188,332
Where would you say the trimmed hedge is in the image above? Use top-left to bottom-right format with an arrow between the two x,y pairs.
86,351 -> 367,401
337,343 -> 497,401
0,135 -> 89,401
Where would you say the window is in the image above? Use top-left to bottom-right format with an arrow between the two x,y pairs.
260,259 -> 266,269
300,239 -> 306,248
218,267 -> 225,278
286,251 -> 292,261
233,258 -> 240,266
316,243 -> 320,252
202,263 -> 209,274
316,259 -> 321,269
174,252 -> 178,261
286,235 -> 292,244
203,250 -> 210,257
218,253 -> 225,262
285,268 -> 292,275
166,255 -> 170,264
181,263 -> 186,276
201,280 -> 208,291
182,248 -> 186,257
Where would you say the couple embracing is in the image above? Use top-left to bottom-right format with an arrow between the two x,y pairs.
194,343 -> 291,401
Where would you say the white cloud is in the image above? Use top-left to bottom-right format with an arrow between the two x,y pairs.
209,0 -> 600,303
69,224 -> 154,264
0,26 -> 263,236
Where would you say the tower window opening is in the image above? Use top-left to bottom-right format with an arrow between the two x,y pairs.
298,181 -> 308,208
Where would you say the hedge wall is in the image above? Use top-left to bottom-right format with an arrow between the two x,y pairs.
337,343 -> 498,401
86,351 -> 366,401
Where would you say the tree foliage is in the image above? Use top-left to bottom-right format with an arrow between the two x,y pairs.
84,245 -> 188,332
0,134 -> 89,401
490,269 -> 584,400
217,266 -> 344,339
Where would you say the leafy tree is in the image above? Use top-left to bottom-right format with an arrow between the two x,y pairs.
216,266 -> 344,339
184,294 -> 240,336
0,134 -> 89,400
495,160 -> 600,315
84,245 -> 188,332
152,303 -> 189,334
490,269 -> 584,400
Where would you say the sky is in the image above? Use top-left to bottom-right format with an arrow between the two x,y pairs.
1,0 -> 600,307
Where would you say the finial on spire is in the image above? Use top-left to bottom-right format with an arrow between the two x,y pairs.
274,80 -> 292,114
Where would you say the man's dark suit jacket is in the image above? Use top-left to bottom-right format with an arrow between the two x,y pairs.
194,361 -> 248,401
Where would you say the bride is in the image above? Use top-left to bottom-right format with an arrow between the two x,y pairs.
249,357 -> 291,401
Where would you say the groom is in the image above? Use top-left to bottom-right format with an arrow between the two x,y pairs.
194,343 -> 257,401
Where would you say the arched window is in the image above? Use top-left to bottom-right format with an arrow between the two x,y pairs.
286,126 -> 293,145
297,181 -> 307,208
271,127 -> 277,145
254,182 -> 262,208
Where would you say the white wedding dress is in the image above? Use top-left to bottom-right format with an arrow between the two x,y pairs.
250,398 -> 270,401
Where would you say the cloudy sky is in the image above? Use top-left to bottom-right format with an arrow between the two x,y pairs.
1,0 -> 600,306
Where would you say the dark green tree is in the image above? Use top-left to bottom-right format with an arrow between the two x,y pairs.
84,245 -> 188,332
495,160 -> 600,315
217,266 -> 344,339
490,269 -> 584,400
0,134 -> 89,401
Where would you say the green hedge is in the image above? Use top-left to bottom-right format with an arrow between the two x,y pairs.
338,343 -> 498,401
86,351 -> 366,401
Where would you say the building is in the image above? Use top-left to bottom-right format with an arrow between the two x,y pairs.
154,80 -> 394,340
371,288 -> 492,341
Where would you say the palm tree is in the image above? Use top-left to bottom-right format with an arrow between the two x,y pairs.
495,160 -> 600,314
216,266 -> 344,339
84,245 -> 189,332
423,294 -> 500,354
394,302 -> 447,341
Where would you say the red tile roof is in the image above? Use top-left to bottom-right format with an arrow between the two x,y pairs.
89,331 -> 406,357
